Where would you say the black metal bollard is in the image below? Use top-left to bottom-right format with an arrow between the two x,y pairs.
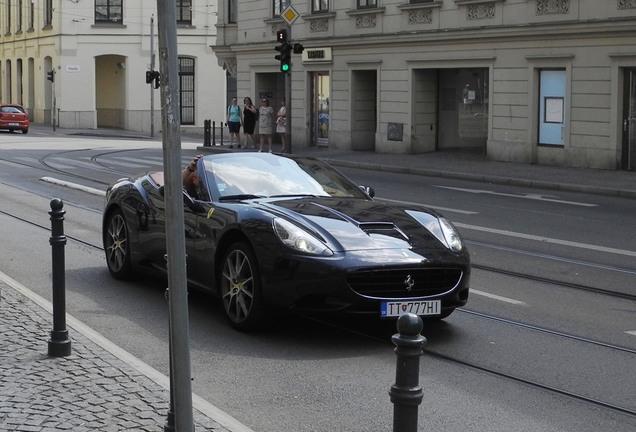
48,198 -> 72,357
220,121 -> 225,146
389,313 -> 426,432
212,121 -> 216,146
203,119 -> 211,147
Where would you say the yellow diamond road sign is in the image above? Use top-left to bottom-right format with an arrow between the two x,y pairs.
281,5 -> 299,26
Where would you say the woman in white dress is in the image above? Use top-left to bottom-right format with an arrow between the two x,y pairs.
258,98 -> 274,152
276,97 -> 287,153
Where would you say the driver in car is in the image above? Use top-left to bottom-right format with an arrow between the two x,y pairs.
182,154 -> 203,199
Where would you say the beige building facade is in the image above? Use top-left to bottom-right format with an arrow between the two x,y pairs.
0,0 -> 226,134
214,0 -> 636,170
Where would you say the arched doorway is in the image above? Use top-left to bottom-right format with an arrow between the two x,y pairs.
95,55 -> 126,128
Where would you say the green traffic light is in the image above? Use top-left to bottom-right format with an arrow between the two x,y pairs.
281,63 -> 290,72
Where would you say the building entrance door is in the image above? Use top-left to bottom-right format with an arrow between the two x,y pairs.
310,72 -> 330,147
438,68 -> 488,151
622,68 -> 636,171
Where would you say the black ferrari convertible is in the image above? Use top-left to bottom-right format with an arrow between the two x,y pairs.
103,152 -> 470,330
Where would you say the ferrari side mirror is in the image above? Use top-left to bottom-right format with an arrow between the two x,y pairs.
359,185 -> 375,198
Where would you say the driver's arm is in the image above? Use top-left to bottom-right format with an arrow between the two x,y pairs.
182,154 -> 202,189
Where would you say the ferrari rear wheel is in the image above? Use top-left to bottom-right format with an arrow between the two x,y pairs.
220,242 -> 263,331
104,209 -> 133,279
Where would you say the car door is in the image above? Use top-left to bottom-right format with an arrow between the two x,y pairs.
184,200 -> 232,293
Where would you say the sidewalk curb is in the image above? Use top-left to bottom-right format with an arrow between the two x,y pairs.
319,158 -> 636,200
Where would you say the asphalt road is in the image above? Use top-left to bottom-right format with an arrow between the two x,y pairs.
1,133 -> 635,431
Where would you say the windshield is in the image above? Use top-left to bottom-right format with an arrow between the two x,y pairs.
200,153 -> 369,201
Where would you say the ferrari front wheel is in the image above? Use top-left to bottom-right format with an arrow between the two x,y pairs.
104,209 -> 133,279
220,242 -> 263,331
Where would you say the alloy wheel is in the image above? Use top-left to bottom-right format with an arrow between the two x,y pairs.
105,211 -> 131,278
221,244 -> 261,330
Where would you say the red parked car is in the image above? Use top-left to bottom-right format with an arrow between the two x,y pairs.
0,104 -> 29,134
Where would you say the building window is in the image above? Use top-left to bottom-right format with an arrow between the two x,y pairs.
44,0 -> 52,27
17,0 -> 23,32
410,0 -> 434,3
228,0 -> 237,23
28,0 -> 34,30
357,0 -> 377,8
179,57 -> 195,125
176,0 -> 192,25
6,0 -> 12,34
95,0 -> 123,24
273,0 -> 291,17
312,0 -> 329,13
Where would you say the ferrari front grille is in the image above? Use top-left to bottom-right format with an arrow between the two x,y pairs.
347,268 -> 463,299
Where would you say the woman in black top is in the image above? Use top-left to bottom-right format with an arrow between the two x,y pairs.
242,97 -> 258,149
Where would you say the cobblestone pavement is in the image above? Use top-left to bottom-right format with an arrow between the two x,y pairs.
0,279 -> 233,432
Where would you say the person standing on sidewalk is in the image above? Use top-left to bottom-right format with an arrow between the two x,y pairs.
226,97 -> 242,148
258,98 -> 274,152
242,97 -> 258,149
276,97 -> 287,153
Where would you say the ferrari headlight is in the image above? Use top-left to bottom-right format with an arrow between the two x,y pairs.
439,217 -> 464,252
273,218 -> 334,257
405,210 -> 465,252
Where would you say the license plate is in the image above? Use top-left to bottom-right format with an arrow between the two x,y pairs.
8,122 -> 19,126
381,300 -> 441,317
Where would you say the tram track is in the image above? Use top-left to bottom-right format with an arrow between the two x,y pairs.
0,152 -> 113,187
472,263 -> 636,302
466,239 -> 636,301
422,347 -> 636,417
39,148 -> 131,181
302,306 -> 636,418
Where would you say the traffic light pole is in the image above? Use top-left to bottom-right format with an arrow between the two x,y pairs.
150,16 -> 156,138
52,90 -> 56,132
274,26 -> 302,153
285,70 -> 291,153
49,70 -> 56,131
285,27 -> 292,153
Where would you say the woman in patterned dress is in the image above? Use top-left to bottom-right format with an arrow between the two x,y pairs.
258,98 -> 274,152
